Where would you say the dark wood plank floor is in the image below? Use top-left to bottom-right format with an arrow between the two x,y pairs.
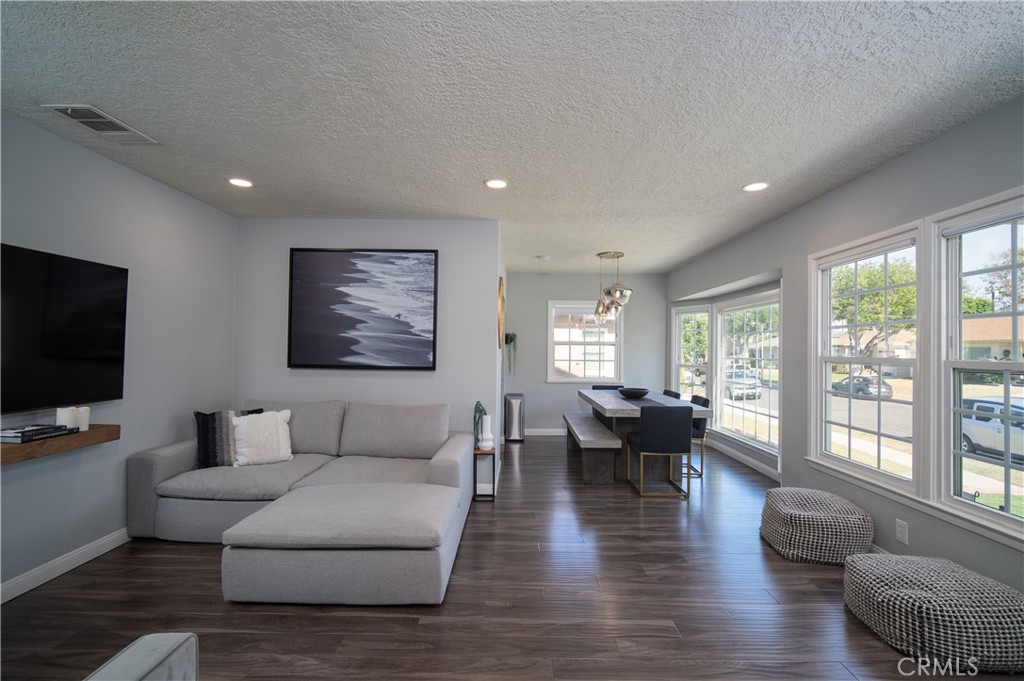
1,437 -> 1005,680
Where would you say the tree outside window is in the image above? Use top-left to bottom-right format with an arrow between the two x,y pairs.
674,310 -> 708,397
822,244 -> 916,479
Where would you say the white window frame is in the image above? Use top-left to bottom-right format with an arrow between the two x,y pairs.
546,300 -> 624,383
712,289 -> 782,455
936,196 -> 1023,532
811,223 -> 925,493
812,229 -> 919,490
669,305 -> 710,397
807,188 -> 1024,548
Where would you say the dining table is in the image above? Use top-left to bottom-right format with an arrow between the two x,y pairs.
577,389 -> 714,482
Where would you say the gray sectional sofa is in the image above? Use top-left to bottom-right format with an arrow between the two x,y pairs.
126,399 -> 475,604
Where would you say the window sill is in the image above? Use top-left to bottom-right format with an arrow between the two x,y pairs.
546,378 -> 623,385
709,429 -> 780,479
710,428 -> 780,460
806,455 -> 1024,550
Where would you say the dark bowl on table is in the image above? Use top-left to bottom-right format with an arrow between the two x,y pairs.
618,387 -> 649,399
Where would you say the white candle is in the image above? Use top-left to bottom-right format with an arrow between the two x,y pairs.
56,407 -> 77,428
76,406 -> 91,431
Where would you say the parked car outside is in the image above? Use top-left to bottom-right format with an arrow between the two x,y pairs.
961,396 -> 1024,465
723,369 -> 761,400
831,375 -> 893,399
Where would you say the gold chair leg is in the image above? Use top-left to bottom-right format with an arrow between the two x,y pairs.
683,451 -> 691,498
665,452 -> 690,499
688,438 -> 704,478
636,452 -> 687,499
639,452 -> 645,496
632,451 -> 690,498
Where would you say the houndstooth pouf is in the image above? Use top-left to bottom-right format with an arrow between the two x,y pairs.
759,487 -> 873,564
845,554 -> 1024,673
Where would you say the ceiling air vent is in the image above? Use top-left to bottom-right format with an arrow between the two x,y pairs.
42,105 -> 158,145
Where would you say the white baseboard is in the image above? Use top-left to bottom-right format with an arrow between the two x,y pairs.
524,428 -> 565,436
708,439 -> 782,482
870,543 -> 890,554
1,527 -> 130,604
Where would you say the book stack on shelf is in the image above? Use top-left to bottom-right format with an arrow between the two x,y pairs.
1,424 -> 80,444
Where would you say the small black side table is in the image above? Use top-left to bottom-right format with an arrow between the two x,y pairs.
473,447 -> 497,501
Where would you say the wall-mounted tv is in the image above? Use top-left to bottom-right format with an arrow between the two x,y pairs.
2,244 -> 129,414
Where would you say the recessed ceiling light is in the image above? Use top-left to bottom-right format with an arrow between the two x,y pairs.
484,178 -> 508,190
229,178 -> 253,188
742,181 -> 769,192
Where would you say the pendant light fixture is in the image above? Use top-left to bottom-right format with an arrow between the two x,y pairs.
595,251 -> 632,321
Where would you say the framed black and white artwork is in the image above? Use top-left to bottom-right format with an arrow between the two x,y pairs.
287,248 -> 438,370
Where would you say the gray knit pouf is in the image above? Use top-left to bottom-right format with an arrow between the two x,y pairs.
845,554 -> 1024,673
759,487 -> 873,564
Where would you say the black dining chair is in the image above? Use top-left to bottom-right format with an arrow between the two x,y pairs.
592,384 -> 624,390
662,389 -> 681,399
626,405 -> 693,498
689,395 -> 711,478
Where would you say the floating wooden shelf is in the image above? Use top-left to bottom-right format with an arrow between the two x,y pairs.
1,424 -> 121,466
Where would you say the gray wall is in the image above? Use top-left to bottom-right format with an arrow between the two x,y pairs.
1,113 -> 238,582
504,272 -> 668,431
0,118 -> 504,587
668,96 -> 1024,588
233,218 -> 502,435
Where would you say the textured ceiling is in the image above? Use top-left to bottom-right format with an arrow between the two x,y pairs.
2,2 -> 1022,274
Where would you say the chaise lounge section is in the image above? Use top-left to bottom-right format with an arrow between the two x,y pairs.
222,483 -> 464,604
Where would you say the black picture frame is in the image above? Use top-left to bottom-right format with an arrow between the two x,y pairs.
287,248 -> 438,370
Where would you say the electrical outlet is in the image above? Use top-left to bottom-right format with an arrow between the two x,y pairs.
895,518 -> 909,545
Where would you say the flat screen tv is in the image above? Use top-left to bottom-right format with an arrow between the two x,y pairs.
2,244 -> 129,414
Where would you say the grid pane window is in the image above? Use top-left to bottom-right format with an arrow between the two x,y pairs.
824,362 -> 914,478
829,245 -> 917,360
822,244 -> 916,478
718,301 -> 780,450
813,193 -> 1023,535
950,218 -> 1023,519
548,303 -> 621,382
674,310 -> 708,397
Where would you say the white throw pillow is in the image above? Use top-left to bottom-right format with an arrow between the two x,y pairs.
233,410 -> 293,466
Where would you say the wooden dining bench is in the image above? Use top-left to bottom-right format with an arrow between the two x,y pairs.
563,413 -> 621,484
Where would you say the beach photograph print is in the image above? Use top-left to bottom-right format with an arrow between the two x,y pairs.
288,249 -> 438,370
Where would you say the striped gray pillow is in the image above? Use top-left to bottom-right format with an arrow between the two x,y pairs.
194,409 -> 262,468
